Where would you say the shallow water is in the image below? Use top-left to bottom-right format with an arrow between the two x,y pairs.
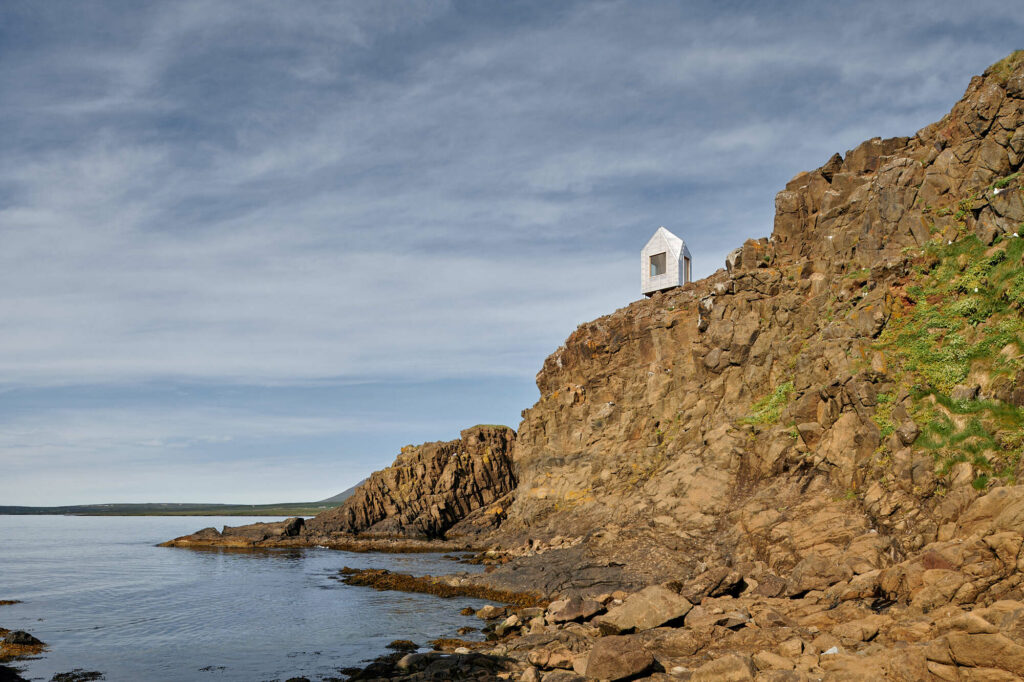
0,515 -> 488,681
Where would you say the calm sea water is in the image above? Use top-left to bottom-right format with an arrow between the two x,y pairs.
0,515 -> 489,681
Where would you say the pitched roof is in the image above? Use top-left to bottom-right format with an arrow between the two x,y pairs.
643,226 -> 686,259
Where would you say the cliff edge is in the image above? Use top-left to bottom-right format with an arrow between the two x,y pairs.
169,52 -> 1024,681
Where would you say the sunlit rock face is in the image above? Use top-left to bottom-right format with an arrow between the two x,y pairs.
305,424 -> 517,539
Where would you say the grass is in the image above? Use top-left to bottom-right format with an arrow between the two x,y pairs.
988,50 -> 1024,85
869,230 -> 1024,485
843,267 -> 871,280
741,382 -> 794,426
994,172 -> 1020,190
877,235 -> 1024,393
871,392 -> 895,440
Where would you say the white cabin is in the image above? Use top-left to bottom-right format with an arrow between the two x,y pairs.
641,227 -> 691,296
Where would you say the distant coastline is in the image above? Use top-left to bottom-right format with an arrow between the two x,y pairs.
0,482 -> 363,517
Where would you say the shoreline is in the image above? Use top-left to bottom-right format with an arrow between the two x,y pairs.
0,602 -> 44,682
159,531 -> 485,555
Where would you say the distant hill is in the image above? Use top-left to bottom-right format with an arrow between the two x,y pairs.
316,481 -> 364,504
0,483 -> 366,516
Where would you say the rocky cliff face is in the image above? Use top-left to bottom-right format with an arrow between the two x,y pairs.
169,54 -> 1024,680
485,51 -> 1024,601
304,424 -> 517,539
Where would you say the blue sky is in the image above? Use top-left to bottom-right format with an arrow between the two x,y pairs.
1,1 -> 1021,505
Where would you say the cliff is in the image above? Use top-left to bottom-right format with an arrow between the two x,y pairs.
482,51 -> 1024,598
164,425 -> 517,547
305,424 -> 517,539
170,52 -> 1024,681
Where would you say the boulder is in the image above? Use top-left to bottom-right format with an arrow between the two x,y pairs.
494,613 -> 521,636
832,616 -> 885,642
946,632 -> 1024,676
519,667 -> 541,682
584,635 -> 655,681
594,585 -> 692,634
690,654 -> 756,681
896,420 -> 920,445
281,517 -> 304,537
951,384 -> 979,402
753,650 -> 795,671
726,247 -> 744,273
527,647 -> 574,670
475,604 -> 506,620
546,596 -> 604,623
785,552 -> 853,596
538,671 -> 585,682
3,631 -> 43,646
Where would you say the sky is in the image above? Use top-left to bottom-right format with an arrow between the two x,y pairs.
1,1 -> 1021,505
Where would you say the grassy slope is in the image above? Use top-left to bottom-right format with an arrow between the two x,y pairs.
868,181 -> 1024,492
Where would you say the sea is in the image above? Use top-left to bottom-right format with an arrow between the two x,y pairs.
0,515 -> 490,681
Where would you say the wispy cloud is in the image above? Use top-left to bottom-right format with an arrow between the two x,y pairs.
1,0 -> 1022,502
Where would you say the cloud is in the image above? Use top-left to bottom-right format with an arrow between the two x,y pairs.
1,0 -> 1023,501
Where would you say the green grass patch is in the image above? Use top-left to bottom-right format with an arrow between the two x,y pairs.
741,382 -> 794,426
878,236 -> 1024,393
994,172 -> 1021,190
989,51 -> 1024,86
872,392 -> 896,439
843,267 -> 871,280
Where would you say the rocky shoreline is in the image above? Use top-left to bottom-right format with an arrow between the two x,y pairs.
333,547 -> 1024,681
0,602 -> 105,682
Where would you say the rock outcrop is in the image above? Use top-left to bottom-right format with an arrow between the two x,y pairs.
165,425 -> 517,547
175,52 -> 1024,681
305,424 -> 516,539
481,50 -> 1024,598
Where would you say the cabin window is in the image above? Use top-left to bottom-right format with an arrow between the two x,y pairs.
684,256 -> 691,282
650,252 -> 666,277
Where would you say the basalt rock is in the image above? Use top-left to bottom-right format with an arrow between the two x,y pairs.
177,52 -> 1024,682
305,425 -> 516,539
479,50 -> 1024,600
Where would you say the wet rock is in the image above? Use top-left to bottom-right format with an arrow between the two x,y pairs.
395,652 -> 430,671
0,666 -> 27,682
49,673 -> 104,682
3,632 -> 42,647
